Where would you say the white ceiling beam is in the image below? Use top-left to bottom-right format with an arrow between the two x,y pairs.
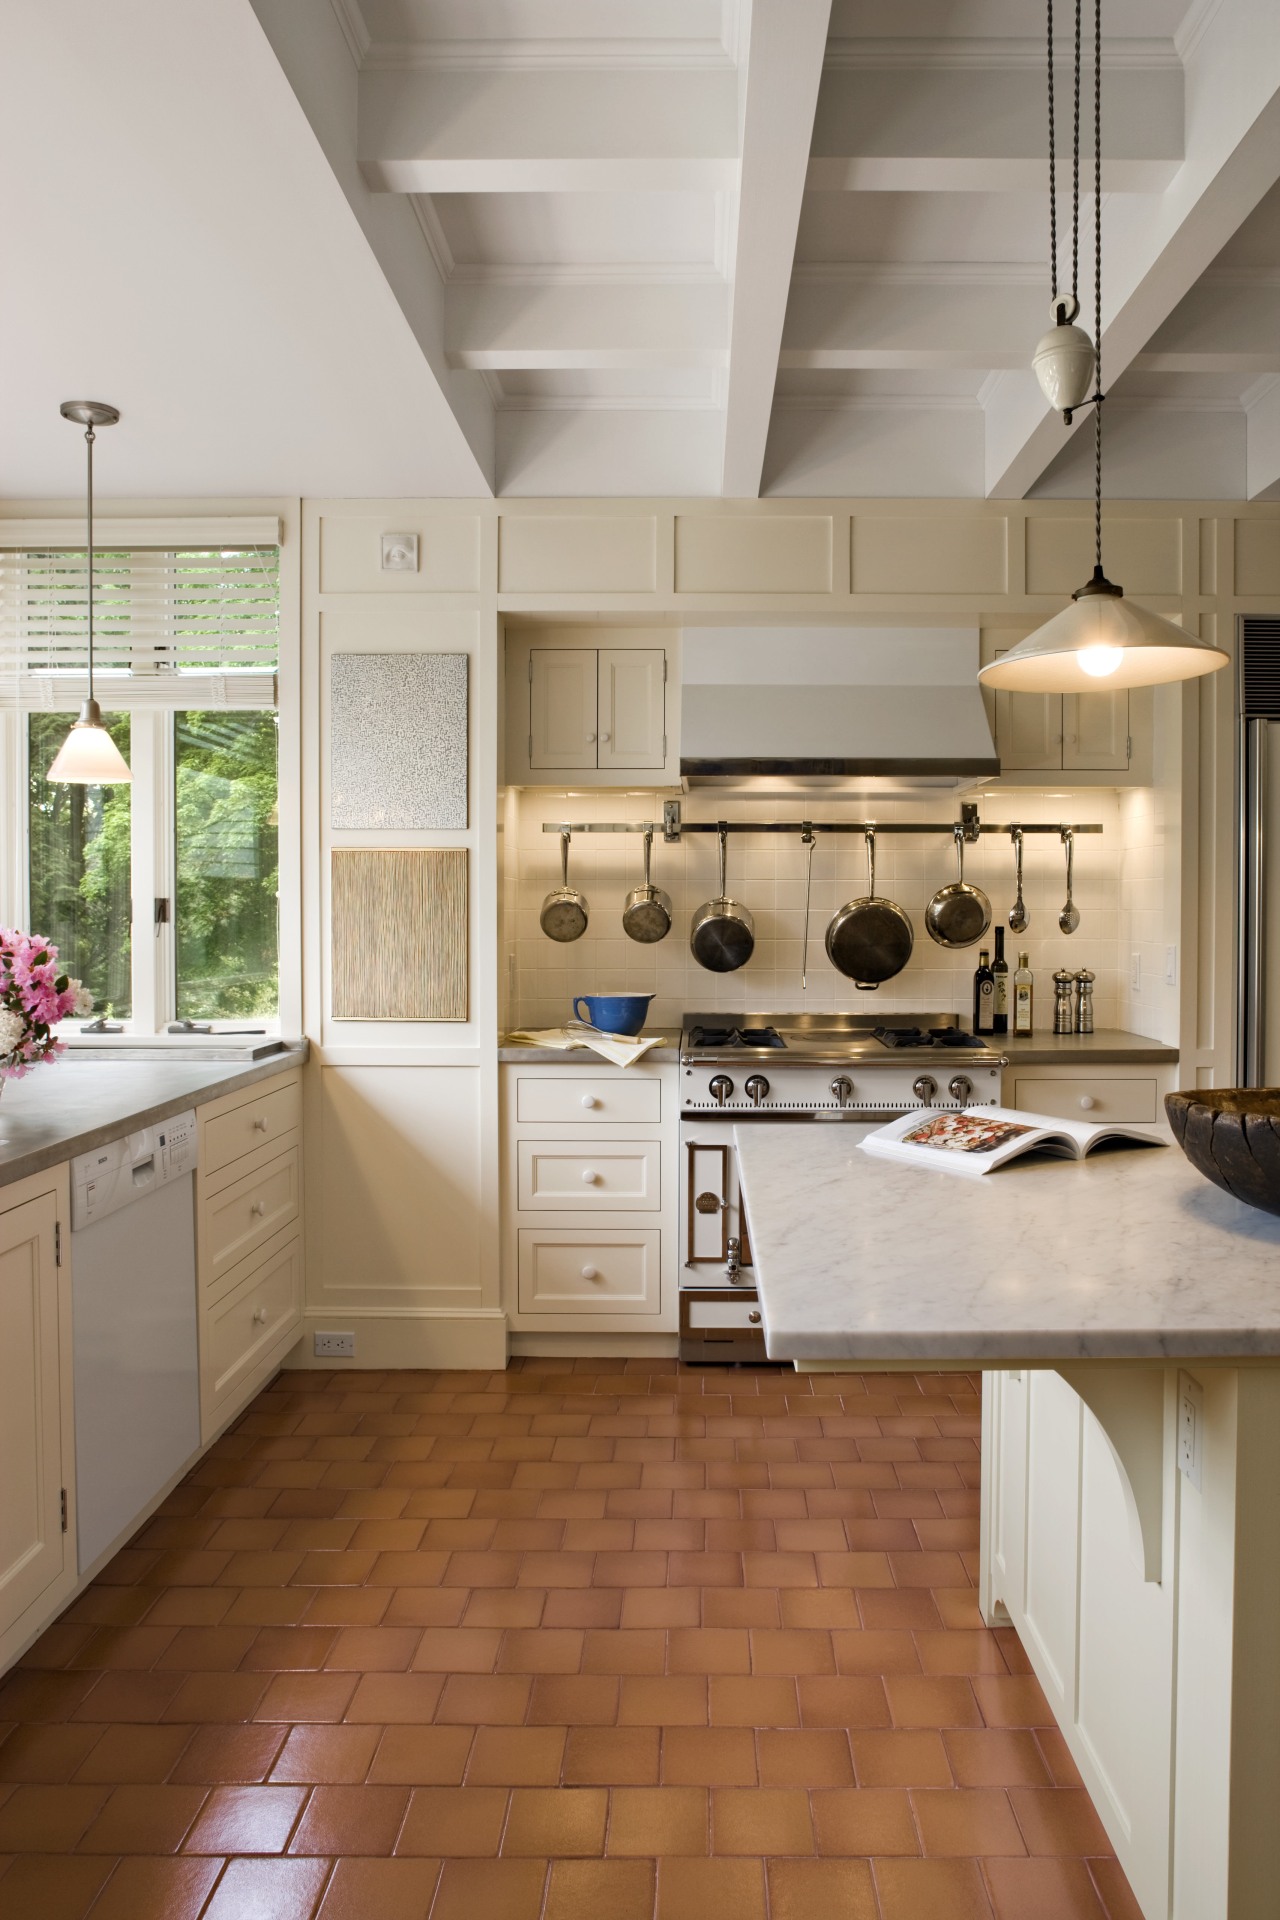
444,281 -> 728,370
780,277 -> 1046,370
720,0 -> 833,498
808,64 -> 1182,192
1247,378 -> 1280,500
983,0 -> 1280,498
1134,279 -> 1280,373
357,66 -> 738,192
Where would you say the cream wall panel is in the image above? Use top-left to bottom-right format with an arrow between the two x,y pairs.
675,514 -> 834,594
318,511 -> 482,594
315,1065 -> 483,1312
1025,517 -> 1182,597
499,516 -> 658,594
852,515 -> 1007,595
1233,517 -> 1280,596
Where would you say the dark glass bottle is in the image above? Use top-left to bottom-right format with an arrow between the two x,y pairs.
973,948 -> 995,1033
991,927 -> 1009,1035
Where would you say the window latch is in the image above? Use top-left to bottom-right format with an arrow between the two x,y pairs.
154,897 -> 170,929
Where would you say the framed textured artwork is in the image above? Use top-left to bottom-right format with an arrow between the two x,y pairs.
330,651 -> 468,829
330,849 -> 468,1021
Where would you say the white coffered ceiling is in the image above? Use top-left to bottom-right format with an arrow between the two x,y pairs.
3,0 -> 1279,501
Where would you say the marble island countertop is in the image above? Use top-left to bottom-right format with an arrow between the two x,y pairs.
734,1121 -> 1280,1364
0,1044 -> 308,1190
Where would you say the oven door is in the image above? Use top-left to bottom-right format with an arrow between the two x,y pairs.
681,1122 -> 753,1289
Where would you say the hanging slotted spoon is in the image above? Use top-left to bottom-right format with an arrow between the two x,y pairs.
1008,827 -> 1029,933
1059,827 -> 1080,934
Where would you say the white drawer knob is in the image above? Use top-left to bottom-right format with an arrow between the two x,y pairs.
581,1169 -> 599,1185
1079,1095 -> 1096,1111
250,1200 -> 266,1217
581,1265 -> 599,1281
253,1116 -> 268,1131
581,1095 -> 599,1109
253,1306 -> 268,1324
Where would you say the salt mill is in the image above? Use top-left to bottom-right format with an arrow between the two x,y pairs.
1052,968 -> 1075,1036
1074,967 -> 1096,1035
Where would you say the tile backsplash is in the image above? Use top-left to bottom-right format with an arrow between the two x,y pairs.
507,787 -> 1125,1035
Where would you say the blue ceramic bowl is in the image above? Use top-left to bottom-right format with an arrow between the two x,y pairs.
572,992 -> 654,1037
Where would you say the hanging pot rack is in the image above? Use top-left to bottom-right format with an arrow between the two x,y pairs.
540,802 -> 1102,845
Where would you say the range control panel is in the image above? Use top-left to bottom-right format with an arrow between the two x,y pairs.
681,1064 -> 1003,1115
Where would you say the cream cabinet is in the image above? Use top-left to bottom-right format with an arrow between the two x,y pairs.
981,633 -> 1130,774
0,1166 -> 76,1669
1002,1059 -> 1175,1130
507,630 -> 675,785
196,1068 -> 304,1442
502,1062 -> 677,1336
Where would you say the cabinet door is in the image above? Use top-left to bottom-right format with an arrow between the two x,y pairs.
529,649 -> 599,770
1062,691 -> 1130,771
0,1192 -> 66,1637
995,689 -> 1063,771
597,648 -> 666,771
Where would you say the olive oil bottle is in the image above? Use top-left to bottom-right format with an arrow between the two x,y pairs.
973,949 -> 995,1033
1013,952 -> 1034,1035
992,927 -> 1009,1036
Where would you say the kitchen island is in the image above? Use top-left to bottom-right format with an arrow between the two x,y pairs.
736,1123 -> 1280,1920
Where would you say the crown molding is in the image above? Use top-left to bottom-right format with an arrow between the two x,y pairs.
1107,393 -> 1245,413
1174,0 -> 1229,64
790,261 -> 1045,288
446,263 -> 727,288
361,38 -> 734,73
772,392 -> 981,413
823,35 -> 1180,72
493,394 -> 720,412
327,0 -> 370,67
1243,374 -> 1280,411
408,195 -> 454,282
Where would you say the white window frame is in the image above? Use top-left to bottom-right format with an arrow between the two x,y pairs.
0,503 -> 301,1039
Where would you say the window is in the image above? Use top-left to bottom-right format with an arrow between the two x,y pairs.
2,533 -> 286,1032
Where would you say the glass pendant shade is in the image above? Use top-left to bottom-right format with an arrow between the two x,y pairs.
1033,321 -> 1096,412
978,575 -> 1230,693
46,699 -> 132,783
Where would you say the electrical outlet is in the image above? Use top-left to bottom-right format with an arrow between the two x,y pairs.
1165,945 -> 1178,987
314,1330 -> 355,1359
1130,951 -> 1142,993
1178,1371 -> 1204,1490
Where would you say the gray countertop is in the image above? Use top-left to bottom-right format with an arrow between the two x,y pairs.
0,1044 -> 308,1190
734,1121 -> 1280,1365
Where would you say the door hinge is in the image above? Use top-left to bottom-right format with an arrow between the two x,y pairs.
528,734 -> 533,760
663,655 -> 668,682
60,1488 -> 68,1533
54,1220 -> 62,1267
1126,736 -> 1133,762
528,656 -> 534,684
662,735 -> 668,763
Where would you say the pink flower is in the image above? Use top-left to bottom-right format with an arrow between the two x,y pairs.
0,926 -> 78,1079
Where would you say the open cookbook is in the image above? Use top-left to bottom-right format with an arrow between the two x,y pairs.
859,1105 -> 1168,1180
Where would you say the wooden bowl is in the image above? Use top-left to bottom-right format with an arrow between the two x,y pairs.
1164,1088 -> 1280,1217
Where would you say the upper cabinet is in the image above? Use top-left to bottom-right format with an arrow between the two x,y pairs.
507,629 -> 676,786
981,631 -> 1139,779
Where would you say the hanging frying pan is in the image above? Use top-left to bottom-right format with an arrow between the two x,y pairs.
622,828 -> 672,944
925,824 -> 992,949
689,826 -> 755,973
539,829 -> 589,943
825,829 -> 914,988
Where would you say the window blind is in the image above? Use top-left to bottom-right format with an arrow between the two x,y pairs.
0,547 -> 279,709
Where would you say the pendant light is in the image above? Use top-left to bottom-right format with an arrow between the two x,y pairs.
979,0 -> 1229,696
46,401 -> 132,784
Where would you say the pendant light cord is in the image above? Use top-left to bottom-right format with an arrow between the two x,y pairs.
1093,0 -> 1104,574
1072,0 -> 1082,310
1046,0 -> 1084,321
84,422 -> 96,710
1047,0 -> 1057,309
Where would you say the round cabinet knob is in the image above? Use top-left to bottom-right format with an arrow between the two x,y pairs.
709,1075 -> 734,1107
580,1265 -> 600,1281
912,1075 -> 937,1104
830,1076 -> 853,1108
600,732 -> 611,743
581,1169 -> 599,1185
253,1306 -> 268,1324
586,732 -> 597,743
1079,1095 -> 1096,1111
250,1201 -> 266,1217
252,1116 -> 268,1132
748,1310 -> 762,1325
581,1094 -> 599,1110
744,1075 -> 770,1108
948,1075 -> 973,1105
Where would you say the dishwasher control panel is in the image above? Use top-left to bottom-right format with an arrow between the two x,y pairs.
71,1109 -> 198,1229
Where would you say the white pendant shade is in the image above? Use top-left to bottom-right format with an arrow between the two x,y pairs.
46,706 -> 133,784
977,591 -> 1230,693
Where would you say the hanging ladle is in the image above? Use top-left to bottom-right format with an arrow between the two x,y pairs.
1059,827 -> 1080,935
1008,827 -> 1029,934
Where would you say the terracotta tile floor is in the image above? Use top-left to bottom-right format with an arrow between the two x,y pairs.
0,1361 -> 1142,1920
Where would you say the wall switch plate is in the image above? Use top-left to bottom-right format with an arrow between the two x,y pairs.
1178,1370 -> 1204,1491
314,1330 -> 355,1358
1165,945 -> 1178,987
1130,951 -> 1142,992
380,532 -> 419,573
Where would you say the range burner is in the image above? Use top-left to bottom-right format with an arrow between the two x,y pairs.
686,1024 -> 786,1051
872,1025 -> 987,1052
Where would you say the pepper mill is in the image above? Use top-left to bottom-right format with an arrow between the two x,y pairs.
1052,968 -> 1075,1036
1074,967 -> 1096,1035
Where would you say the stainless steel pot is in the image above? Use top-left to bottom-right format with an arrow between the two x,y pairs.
925,825 -> 992,949
689,827 -> 755,973
539,830 -> 589,943
825,830 -> 914,987
622,829 -> 672,944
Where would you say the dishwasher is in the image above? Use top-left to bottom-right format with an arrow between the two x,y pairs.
70,1112 -> 200,1572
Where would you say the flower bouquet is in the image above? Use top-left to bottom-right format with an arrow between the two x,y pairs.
0,929 -> 94,1083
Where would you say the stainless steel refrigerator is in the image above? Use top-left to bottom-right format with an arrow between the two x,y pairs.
1238,616 -> 1280,1084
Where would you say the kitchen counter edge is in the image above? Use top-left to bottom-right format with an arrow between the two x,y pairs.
499,1042 -> 680,1065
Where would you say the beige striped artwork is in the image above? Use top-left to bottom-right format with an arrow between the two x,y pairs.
330,849 -> 468,1021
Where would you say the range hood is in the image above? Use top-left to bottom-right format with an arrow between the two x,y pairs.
680,627 -> 999,796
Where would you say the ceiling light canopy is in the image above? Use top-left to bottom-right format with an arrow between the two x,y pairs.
48,401 -> 131,785
980,0 -> 1229,700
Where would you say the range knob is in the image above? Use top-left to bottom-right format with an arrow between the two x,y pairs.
829,1075 -> 853,1108
709,1074 -> 734,1107
744,1074 -> 770,1108
948,1074 -> 973,1105
912,1075 -> 937,1104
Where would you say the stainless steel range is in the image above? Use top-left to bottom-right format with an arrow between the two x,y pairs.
678,1011 -> 1005,1362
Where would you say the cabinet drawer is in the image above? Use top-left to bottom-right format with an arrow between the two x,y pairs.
683,1294 -> 763,1331
515,1075 -> 661,1126
203,1079 -> 301,1177
517,1140 -> 660,1211
203,1146 -> 300,1290
1010,1076 -> 1158,1124
203,1235 -> 302,1412
518,1230 -> 661,1315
